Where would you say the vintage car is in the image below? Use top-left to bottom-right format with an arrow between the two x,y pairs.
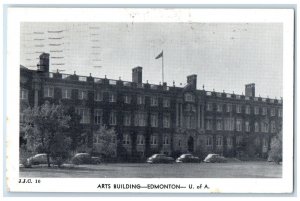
146,154 -> 174,164
175,154 -> 201,163
26,153 -> 52,165
71,153 -> 101,165
203,154 -> 227,163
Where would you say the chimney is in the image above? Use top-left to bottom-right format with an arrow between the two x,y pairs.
187,74 -> 197,90
245,83 -> 255,97
132,66 -> 143,84
38,53 -> 50,72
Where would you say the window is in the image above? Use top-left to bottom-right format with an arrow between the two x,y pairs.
137,95 -> 145,105
278,109 -> 282,117
255,122 -> 259,132
224,118 -> 234,131
262,138 -> 268,148
270,108 -> 276,116
94,91 -> 103,101
261,122 -> 269,133
262,107 -> 267,115
163,136 -> 169,145
206,119 -> 213,130
163,114 -> 170,128
226,104 -> 232,112
271,121 -> 276,133
124,95 -> 131,104
227,137 -> 233,148
62,88 -> 71,99
236,105 -> 242,113
123,112 -> 131,126
20,113 -> 25,123
94,109 -> 102,125
236,119 -> 242,131
150,113 -> 158,127
77,108 -> 90,124
217,104 -> 223,112
206,103 -> 213,111
109,111 -> 117,125
137,135 -> 144,145
150,135 -> 157,145
245,105 -> 251,114
150,96 -> 158,106
186,114 -> 196,129
245,121 -> 250,132
109,92 -> 116,102
123,134 -> 130,145
216,119 -> 223,130
134,112 -> 147,127
20,89 -> 28,100
185,93 -> 195,102
44,86 -> 54,98
254,106 -> 259,115
78,90 -> 87,100
206,136 -> 213,146
163,98 -> 170,108
216,136 -> 223,147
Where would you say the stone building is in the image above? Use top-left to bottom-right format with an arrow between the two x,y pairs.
20,53 -> 283,160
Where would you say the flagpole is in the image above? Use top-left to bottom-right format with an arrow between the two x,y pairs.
162,52 -> 164,83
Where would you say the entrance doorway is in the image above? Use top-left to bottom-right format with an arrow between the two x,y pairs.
187,136 -> 194,153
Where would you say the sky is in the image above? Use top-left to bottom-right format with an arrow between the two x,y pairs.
20,22 -> 283,98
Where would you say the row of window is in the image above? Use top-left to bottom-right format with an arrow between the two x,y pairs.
205,118 -> 277,133
205,136 -> 268,147
206,103 -> 282,117
78,108 -> 171,127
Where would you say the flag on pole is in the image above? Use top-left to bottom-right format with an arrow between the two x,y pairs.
155,51 -> 163,59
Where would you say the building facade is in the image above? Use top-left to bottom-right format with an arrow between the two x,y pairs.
20,53 -> 283,160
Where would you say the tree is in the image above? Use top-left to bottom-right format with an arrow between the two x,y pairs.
268,129 -> 282,164
63,106 -> 86,153
23,101 -> 71,167
93,125 -> 117,161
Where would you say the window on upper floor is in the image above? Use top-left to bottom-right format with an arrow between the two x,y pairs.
150,113 -> 158,127
123,112 -> 131,126
217,104 -> 223,112
255,122 -> 259,132
76,108 -> 90,124
123,134 -> 130,145
163,113 -> 170,128
44,86 -> 54,98
216,136 -> 223,147
163,98 -> 170,108
236,119 -> 242,131
206,119 -> 213,130
109,111 -> 117,125
226,104 -> 232,112
271,121 -> 276,133
270,108 -> 276,117
216,119 -> 223,130
236,105 -> 242,113
124,95 -> 131,104
134,111 -> 147,127
94,109 -> 102,125
245,121 -> 250,132
224,118 -> 234,131
137,135 -> 145,145
137,95 -> 145,105
62,88 -> 72,99
206,103 -> 213,111
150,135 -> 157,145
254,106 -> 260,115
206,136 -> 213,146
262,107 -> 267,115
109,92 -> 117,102
278,109 -> 282,117
261,122 -> 269,133
163,135 -> 170,145
245,105 -> 251,114
78,90 -> 87,100
150,96 -> 158,106
94,91 -> 103,101
20,89 -> 28,100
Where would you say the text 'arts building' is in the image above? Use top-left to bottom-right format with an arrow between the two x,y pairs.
20,53 -> 283,160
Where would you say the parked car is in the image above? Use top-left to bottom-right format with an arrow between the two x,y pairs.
203,154 -> 227,163
71,153 -> 101,165
26,153 -> 52,165
176,154 -> 201,163
146,154 -> 174,164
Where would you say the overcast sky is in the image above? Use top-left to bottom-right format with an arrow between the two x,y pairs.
20,22 -> 282,98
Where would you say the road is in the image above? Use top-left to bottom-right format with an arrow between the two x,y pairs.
19,161 -> 282,178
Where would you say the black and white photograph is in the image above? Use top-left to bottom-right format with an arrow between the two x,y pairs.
5,7 -> 294,193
